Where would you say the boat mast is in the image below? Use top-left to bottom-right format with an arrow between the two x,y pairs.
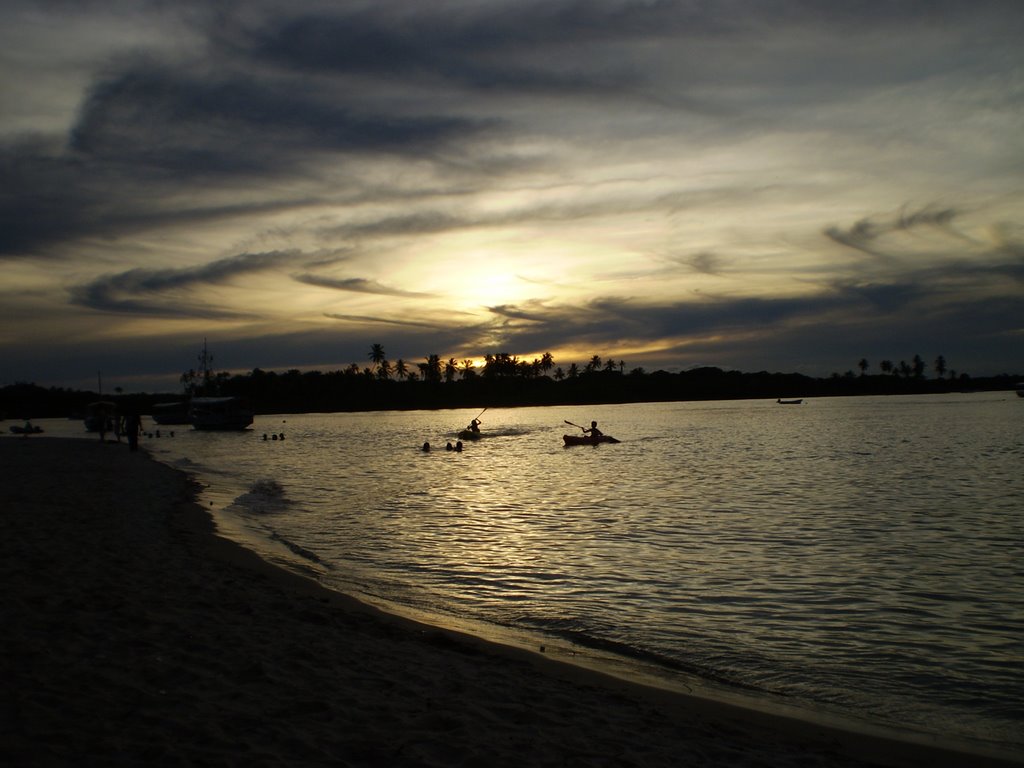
198,338 -> 214,395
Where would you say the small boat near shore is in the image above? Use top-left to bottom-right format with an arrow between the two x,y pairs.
777,398 -> 803,405
152,401 -> 191,425
9,423 -> 43,435
190,396 -> 254,431
563,434 -> 620,446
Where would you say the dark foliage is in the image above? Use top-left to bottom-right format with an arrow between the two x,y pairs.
2,368 -> 1021,419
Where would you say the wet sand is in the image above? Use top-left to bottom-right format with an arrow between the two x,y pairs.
2,437 -> 1017,767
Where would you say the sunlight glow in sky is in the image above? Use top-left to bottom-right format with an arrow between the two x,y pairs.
2,0 -> 1022,391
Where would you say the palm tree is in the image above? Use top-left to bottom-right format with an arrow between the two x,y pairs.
567,363 -> 580,379
553,367 -> 565,381
369,343 -> 386,371
587,355 -> 602,373
912,354 -> 925,379
421,354 -> 442,383
880,359 -> 894,376
444,358 -> 458,383
604,358 -> 618,373
858,358 -> 869,376
460,359 -> 476,379
394,359 -> 408,381
377,359 -> 392,380
540,352 -> 554,375
934,355 -> 947,379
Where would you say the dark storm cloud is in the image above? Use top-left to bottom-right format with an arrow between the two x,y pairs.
70,62 -> 483,173
70,251 -> 291,317
242,2 -> 678,87
240,0 -> 1023,96
0,49 -> 485,257
294,273 -> 432,298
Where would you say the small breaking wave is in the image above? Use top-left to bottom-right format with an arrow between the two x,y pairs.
232,478 -> 290,515
269,531 -> 325,566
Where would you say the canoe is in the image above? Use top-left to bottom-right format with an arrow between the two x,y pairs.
563,434 -> 620,446
457,429 -> 482,440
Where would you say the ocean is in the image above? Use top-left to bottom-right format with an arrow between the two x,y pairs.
25,393 -> 1024,755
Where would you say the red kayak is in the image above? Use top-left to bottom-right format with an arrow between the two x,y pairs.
563,434 -> 620,446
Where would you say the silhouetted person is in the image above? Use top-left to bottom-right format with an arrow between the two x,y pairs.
468,418 -> 481,433
422,441 -> 431,452
584,420 -> 603,438
126,412 -> 142,452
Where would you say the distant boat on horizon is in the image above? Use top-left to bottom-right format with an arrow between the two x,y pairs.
777,398 -> 804,405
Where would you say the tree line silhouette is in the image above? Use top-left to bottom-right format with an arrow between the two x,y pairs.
3,344 -> 1019,419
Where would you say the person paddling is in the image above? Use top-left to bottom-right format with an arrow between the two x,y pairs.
583,420 -> 603,438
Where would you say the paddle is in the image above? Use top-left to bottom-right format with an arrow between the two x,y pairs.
459,408 -> 487,436
564,420 -> 587,432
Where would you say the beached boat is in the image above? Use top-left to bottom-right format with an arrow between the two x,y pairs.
777,398 -> 803,405
9,423 -> 43,434
151,401 -> 191,425
189,396 -> 254,431
563,434 -> 620,446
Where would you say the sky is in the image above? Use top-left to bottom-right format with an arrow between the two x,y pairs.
2,0 -> 1023,393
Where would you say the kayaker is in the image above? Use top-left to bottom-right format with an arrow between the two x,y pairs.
584,420 -> 603,438
467,418 -> 481,433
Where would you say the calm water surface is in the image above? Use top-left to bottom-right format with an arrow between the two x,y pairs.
36,394 -> 1024,754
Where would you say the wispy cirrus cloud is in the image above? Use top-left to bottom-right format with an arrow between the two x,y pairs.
70,251 -> 293,317
294,273 -> 432,298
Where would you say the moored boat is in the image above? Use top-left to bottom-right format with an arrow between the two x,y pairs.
563,433 -> 620,446
151,401 -> 191,425
777,398 -> 803,405
190,396 -> 254,431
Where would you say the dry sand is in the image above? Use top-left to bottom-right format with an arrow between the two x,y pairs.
2,437 -> 1017,767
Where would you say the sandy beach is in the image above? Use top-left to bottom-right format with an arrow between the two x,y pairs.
2,437 -> 1017,767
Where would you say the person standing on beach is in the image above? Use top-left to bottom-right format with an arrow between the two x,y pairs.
126,412 -> 142,452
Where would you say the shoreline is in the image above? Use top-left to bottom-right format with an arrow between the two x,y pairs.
3,437 -> 1020,767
